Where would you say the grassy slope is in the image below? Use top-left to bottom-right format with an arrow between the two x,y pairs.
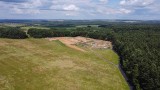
94,49 -> 119,65
0,39 -> 129,90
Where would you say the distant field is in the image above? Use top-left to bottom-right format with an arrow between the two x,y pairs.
21,26 -> 50,30
0,39 -> 129,90
0,23 -> 25,27
76,25 -> 99,28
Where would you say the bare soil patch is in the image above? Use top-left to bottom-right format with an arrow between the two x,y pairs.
0,41 -> 8,46
47,36 -> 112,52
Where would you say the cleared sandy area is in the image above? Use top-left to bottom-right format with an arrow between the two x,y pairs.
47,36 -> 112,52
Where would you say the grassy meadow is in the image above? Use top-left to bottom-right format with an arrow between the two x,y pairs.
0,38 -> 129,90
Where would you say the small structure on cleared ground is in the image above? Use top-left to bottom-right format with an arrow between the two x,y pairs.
47,36 -> 112,51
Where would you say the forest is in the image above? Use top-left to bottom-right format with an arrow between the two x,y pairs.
111,25 -> 160,90
0,27 -> 27,39
0,23 -> 160,90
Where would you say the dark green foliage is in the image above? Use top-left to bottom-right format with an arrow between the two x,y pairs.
28,28 -> 53,38
0,27 -> 28,39
27,27 -> 112,39
110,25 -> 160,90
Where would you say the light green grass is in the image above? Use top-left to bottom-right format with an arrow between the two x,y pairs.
93,49 -> 119,65
0,39 -> 129,90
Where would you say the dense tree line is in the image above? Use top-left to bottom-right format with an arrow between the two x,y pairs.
27,27 -> 112,39
27,28 -> 53,38
0,27 -> 28,39
110,25 -> 160,90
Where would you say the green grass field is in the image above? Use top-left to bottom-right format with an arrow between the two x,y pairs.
0,39 -> 129,90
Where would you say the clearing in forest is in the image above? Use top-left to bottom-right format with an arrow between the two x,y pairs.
47,36 -> 112,52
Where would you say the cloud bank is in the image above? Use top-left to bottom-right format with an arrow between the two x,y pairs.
0,0 -> 159,19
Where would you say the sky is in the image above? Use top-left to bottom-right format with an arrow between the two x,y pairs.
0,0 -> 160,20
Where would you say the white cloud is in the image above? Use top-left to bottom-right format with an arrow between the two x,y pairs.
63,4 -> 79,11
0,0 -> 133,16
119,8 -> 132,14
7,0 -> 43,14
23,0 -> 42,8
99,0 -> 108,3
3,0 -> 156,18
96,7 -> 132,15
120,0 -> 155,6
12,7 -> 40,14
65,12 -> 78,16
12,7 -> 23,14
119,0 -> 160,15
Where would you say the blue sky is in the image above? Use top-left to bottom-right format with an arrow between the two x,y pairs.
0,0 -> 160,20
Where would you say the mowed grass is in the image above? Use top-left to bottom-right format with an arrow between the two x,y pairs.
0,39 -> 129,90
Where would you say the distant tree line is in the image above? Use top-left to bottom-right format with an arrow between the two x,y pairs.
27,28 -> 53,38
27,27 -> 112,40
0,27 -> 27,39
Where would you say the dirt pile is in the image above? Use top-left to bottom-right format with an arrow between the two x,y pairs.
74,36 -> 112,49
